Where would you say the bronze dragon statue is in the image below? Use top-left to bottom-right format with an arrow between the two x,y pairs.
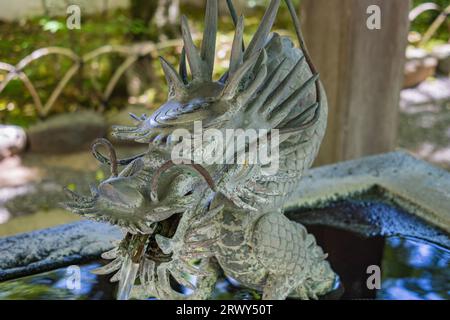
63,0 -> 337,300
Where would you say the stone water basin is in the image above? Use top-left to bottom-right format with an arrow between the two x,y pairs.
0,152 -> 449,300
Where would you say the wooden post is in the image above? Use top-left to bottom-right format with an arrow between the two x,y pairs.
300,0 -> 410,165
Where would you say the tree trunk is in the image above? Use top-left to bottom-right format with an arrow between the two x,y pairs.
300,0 -> 410,166
127,0 -> 180,97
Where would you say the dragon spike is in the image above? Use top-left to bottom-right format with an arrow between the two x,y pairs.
159,56 -> 186,99
201,0 -> 218,80
221,49 -> 266,100
244,0 -> 280,60
179,47 -> 188,84
181,15 -> 204,81
229,15 -> 245,77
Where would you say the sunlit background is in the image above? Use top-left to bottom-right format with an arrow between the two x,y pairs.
0,0 -> 448,300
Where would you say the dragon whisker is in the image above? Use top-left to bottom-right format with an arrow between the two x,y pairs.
111,125 -> 138,133
129,113 -> 142,122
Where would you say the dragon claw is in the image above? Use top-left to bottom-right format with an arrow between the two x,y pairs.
92,258 -> 123,275
101,247 -> 119,260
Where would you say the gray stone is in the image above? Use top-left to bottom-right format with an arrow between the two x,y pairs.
286,152 -> 450,234
400,77 -> 450,108
404,48 -> 438,88
0,125 -> 27,159
432,44 -> 450,75
27,111 -> 107,153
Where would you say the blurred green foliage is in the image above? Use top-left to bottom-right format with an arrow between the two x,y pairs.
0,0 -> 448,127
0,8 -> 142,126
411,0 -> 449,42
0,2 -> 298,126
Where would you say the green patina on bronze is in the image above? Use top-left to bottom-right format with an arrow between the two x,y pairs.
63,0 -> 336,300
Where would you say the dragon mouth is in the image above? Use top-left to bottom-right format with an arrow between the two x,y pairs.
61,186 -> 155,234
61,163 -> 209,234
62,133 -> 218,235
62,183 -> 194,235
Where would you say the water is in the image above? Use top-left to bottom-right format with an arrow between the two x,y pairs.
0,262 -> 115,300
0,230 -> 448,300
379,237 -> 450,300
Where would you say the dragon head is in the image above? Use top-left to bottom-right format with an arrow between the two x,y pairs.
112,0 -> 282,145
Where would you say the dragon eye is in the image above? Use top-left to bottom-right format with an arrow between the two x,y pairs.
177,102 -> 208,113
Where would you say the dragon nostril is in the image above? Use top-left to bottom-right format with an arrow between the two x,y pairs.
99,183 -> 121,202
99,181 -> 145,208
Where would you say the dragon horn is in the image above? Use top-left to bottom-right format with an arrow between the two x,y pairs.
159,56 -> 187,98
181,15 -> 204,81
244,0 -> 280,60
201,0 -> 218,81
229,15 -> 245,77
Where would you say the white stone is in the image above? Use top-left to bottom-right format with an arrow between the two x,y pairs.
0,125 -> 27,158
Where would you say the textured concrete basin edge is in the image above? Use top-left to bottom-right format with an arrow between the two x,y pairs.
0,221 -> 122,281
286,151 -> 450,234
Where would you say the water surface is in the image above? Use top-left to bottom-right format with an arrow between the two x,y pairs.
0,232 -> 448,300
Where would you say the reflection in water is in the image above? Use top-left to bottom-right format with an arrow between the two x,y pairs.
0,263 -> 116,300
0,235 -> 448,300
380,237 -> 450,300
